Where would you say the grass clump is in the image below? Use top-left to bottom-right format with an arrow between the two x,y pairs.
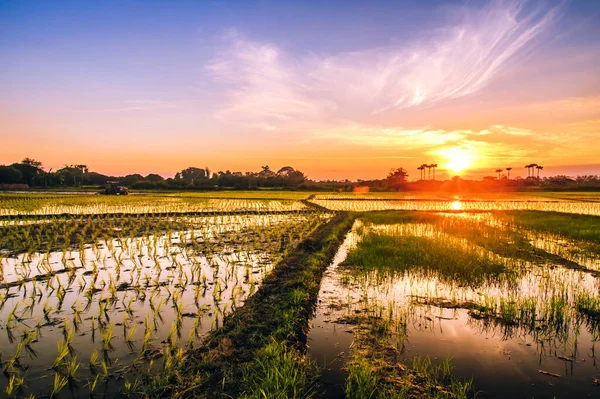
575,291 -> 600,332
359,211 -> 574,267
241,340 -> 317,399
344,233 -> 506,286
344,315 -> 476,399
499,211 -> 600,253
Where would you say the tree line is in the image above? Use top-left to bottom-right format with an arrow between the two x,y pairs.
1,158 -> 599,192
0,159 -> 322,190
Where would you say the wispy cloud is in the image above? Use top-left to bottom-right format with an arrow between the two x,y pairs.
319,123 -> 468,149
316,123 -> 559,166
206,1 -> 561,129
479,125 -> 534,136
206,30 -> 335,129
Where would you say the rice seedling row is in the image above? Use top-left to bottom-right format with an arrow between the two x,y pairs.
0,207 -> 330,397
0,194 -> 307,216
4,192 -> 600,398
311,198 -> 600,216
307,211 -> 600,398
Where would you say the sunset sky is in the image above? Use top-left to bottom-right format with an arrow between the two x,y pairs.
1,0 -> 599,181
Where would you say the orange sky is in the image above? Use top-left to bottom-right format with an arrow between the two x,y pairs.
1,1 -> 599,181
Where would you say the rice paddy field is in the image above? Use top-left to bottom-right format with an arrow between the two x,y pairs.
1,191 -> 600,398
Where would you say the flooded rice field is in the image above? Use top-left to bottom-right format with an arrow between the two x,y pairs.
308,212 -> 600,398
2,192 -> 600,398
0,194 -> 306,216
0,205 -> 329,397
310,198 -> 600,216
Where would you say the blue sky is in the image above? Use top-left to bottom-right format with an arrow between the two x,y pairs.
1,0 -> 599,179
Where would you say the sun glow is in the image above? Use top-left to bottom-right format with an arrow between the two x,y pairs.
439,147 -> 476,173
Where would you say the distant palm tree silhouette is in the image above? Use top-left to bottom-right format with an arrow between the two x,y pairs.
495,169 -> 503,179
536,165 -> 543,179
525,163 -> 537,178
417,165 -> 425,180
432,163 -> 438,180
427,164 -> 433,180
506,167 -> 512,180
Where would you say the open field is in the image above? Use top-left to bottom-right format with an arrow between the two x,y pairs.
0,193 -> 309,217
312,191 -> 567,201
310,197 -> 600,216
1,192 -> 600,398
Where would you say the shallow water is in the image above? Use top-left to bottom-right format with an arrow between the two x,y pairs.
307,217 -> 600,398
0,213 -> 324,397
311,198 -> 600,216
0,197 -> 307,216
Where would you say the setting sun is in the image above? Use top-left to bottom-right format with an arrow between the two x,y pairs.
439,147 -> 476,173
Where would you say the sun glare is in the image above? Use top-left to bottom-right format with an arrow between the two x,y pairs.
440,147 -> 475,173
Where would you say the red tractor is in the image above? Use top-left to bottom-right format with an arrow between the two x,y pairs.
104,181 -> 129,195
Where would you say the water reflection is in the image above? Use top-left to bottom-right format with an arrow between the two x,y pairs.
308,217 -> 600,398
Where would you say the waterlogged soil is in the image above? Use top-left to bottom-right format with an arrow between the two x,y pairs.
310,198 -> 600,216
308,218 -> 600,399
308,227 -> 359,398
0,213 -> 324,398
0,195 -> 308,216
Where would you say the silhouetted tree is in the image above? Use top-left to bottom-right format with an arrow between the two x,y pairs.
417,165 -> 425,180
0,166 -> 22,184
12,159 -> 44,186
276,166 -> 306,185
179,167 -> 208,184
65,164 -> 89,174
21,157 -> 43,170
387,167 -> 409,189
259,165 -> 275,178
121,174 -> 145,186
506,167 -> 512,180
525,164 -> 536,178
145,174 -> 164,182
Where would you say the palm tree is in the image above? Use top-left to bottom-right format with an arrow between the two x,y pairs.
432,163 -> 438,180
536,165 -> 543,179
525,164 -> 536,178
417,165 -> 425,180
506,167 -> 512,180
531,163 -> 538,179
495,169 -> 503,179
427,164 -> 432,180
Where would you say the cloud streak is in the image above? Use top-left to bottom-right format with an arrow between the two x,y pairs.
206,1 -> 561,129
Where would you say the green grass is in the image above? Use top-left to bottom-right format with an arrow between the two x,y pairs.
344,356 -> 379,399
499,211 -> 600,253
575,291 -> 600,332
358,211 -> 597,273
163,191 -> 314,200
241,340 -> 317,399
137,212 -> 356,398
359,211 -> 537,262
344,314 -> 476,399
356,211 -> 436,225
531,191 -> 600,202
343,232 -> 506,286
